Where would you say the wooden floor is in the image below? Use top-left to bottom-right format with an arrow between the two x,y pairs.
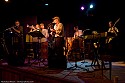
1,57 -> 125,83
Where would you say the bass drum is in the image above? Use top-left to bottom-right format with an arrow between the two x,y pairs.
72,37 -> 84,52
67,37 -> 84,61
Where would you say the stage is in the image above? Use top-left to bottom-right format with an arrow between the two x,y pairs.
1,57 -> 125,83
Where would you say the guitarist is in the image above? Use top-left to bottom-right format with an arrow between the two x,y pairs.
50,16 -> 65,54
106,21 -> 119,43
106,20 -> 119,56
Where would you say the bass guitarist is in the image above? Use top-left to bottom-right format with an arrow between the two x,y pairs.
106,19 -> 119,43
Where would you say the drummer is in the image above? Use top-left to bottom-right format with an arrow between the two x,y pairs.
73,26 -> 83,39
73,26 -> 84,51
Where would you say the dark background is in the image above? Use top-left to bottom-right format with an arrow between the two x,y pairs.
0,0 -> 125,57
0,0 -> 124,26
0,0 -> 124,38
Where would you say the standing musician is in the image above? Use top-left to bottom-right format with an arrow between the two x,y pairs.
51,16 -> 64,38
51,16 -> 65,48
39,23 -> 49,62
106,21 -> 119,43
11,20 -> 24,55
48,16 -> 67,69
48,16 -> 65,57
12,20 -> 24,35
106,20 -> 119,55
28,23 -> 49,62
28,24 -> 40,59
47,22 -> 55,41
48,16 -> 64,47
6,20 -> 25,65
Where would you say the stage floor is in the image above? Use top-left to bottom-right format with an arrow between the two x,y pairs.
0,58 -> 125,83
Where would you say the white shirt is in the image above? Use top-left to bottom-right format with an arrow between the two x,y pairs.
74,30 -> 83,38
53,23 -> 64,37
41,29 -> 49,42
31,29 -> 49,43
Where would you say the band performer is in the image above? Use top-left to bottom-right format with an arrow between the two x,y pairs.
28,24 -> 40,59
6,20 -> 25,65
106,20 -> 119,55
72,26 -> 83,51
39,23 -> 49,62
48,16 -> 67,69
73,26 -> 83,39
10,20 -> 24,56
51,16 -> 65,48
51,16 -> 64,37
48,16 -> 65,57
106,21 -> 119,43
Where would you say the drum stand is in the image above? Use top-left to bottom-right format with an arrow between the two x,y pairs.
67,49 -> 89,71
66,38 -> 88,71
85,42 -> 101,69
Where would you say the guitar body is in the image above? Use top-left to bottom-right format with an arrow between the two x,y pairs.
106,32 -> 118,43
106,36 -> 114,43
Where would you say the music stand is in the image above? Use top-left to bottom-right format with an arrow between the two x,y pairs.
85,34 -> 101,69
28,30 -> 45,67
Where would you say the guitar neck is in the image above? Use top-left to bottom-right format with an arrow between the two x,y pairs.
113,18 -> 120,28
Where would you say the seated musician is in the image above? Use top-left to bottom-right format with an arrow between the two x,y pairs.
73,26 -> 83,39
73,26 -> 83,51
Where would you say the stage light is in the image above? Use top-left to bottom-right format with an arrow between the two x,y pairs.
81,6 -> 85,10
5,0 -> 9,2
45,3 -> 48,6
89,4 -> 93,8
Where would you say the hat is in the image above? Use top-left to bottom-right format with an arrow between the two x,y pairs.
52,16 -> 60,20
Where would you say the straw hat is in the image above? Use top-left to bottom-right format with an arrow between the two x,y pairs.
52,16 -> 60,20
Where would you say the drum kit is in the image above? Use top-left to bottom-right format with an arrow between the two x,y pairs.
65,30 -> 110,71
65,30 -> 108,62
65,36 -> 84,61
